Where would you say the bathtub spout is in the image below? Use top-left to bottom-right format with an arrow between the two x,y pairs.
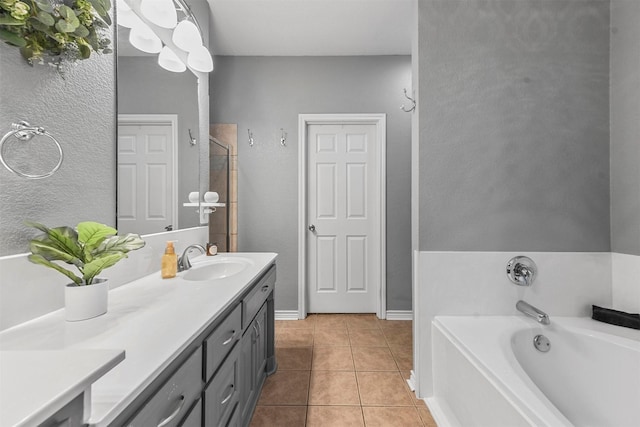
516,300 -> 550,325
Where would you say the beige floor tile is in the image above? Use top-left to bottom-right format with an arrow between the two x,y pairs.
308,371 -> 360,405
379,320 -> 412,334
250,406 -> 307,427
345,314 -> 380,330
314,328 -> 350,346
306,406 -> 365,427
356,372 -> 413,406
276,347 -> 313,370
349,328 -> 387,347
362,407 -> 423,427
390,346 -> 413,371
312,346 -> 354,371
276,316 -> 316,329
352,347 -> 398,371
417,406 -> 438,427
383,329 -> 413,347
314,314 -> 348,330
257,371 -> 310,406
402,378 -> 427,408
276,329 -> 314,347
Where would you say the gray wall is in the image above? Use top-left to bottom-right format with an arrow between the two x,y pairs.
117,56 -> 200,230
211,56 -> 412,311
611,0 -> 640,256
418,0 -> 610,252
0,36 -> 116,256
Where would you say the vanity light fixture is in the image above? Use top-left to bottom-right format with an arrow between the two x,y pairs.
118,0 -> 214,74
173,19 -> 202,52
188,45 -> 214,72
140,0 -> 178,29
129,24 -> 162,54
158,46 -> 187,73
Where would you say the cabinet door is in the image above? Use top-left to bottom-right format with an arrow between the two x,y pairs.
239,322 -> 257,425
254,304 -> 268,386
204,343 -> 240,427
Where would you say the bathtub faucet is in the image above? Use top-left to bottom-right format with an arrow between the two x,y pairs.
516,300 -> 550,325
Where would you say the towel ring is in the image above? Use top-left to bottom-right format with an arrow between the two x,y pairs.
0,121 -> 63,179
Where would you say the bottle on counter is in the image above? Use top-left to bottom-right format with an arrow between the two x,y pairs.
161,241 -> 177,278
206,242 -> 218,256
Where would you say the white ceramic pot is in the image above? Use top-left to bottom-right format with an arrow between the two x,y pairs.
64,278 -> 109,321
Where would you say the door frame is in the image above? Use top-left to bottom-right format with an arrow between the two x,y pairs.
297,113 -> 387,319
117,114 -> 179,231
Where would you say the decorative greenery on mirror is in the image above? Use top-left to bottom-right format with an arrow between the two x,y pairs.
0,0 -> 112,69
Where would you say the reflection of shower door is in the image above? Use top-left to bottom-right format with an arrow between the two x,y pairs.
117,115 -> 177,235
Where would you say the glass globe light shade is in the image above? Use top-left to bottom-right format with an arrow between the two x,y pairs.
158,46 -> 187,73
187,45 -> 214,73
140,0 -> 177,29
172,20 -> 202,52
129,23 -> 162,54
117,6 -> 144,29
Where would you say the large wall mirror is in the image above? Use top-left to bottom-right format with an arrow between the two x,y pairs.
115,0 -> 210,235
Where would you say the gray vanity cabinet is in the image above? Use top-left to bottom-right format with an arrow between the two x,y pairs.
116,263 -> 276,427
239,304 -> 268,426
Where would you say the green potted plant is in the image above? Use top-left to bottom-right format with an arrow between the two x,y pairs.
0,0 -> 112,72
27,221 -> 145,321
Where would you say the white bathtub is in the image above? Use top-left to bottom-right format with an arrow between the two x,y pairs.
429,316 -> 640,427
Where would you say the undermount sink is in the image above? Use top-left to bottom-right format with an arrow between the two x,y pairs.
182,257 -> 253,281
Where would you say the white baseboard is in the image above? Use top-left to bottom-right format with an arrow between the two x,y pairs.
385,310 -> 413,321
275,310 -> 300,320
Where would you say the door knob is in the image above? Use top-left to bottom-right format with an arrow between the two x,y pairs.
308,224 -> 316,232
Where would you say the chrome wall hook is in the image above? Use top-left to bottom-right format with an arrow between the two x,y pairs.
248,128 -> 254,147
280,128 -> 287,146
401,88 -> 416,113
188,128 -> 197,146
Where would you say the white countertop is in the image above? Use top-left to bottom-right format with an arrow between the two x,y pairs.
0,252 -> 277,427
0,350 -> 125,427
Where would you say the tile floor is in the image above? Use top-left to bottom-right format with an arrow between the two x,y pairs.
249,314 -> 437,426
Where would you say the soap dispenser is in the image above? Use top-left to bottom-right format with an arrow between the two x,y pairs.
161,241 -> 177,279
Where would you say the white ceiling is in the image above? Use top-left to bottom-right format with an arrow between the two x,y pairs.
205,0 -> 414,56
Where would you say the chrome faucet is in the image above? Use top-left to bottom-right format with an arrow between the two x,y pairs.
516,300 -> 550,325
178,244 -> 206,272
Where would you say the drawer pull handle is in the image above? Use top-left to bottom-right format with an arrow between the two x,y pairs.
157,395 -> 185,427
261,285 -> 269,292
222,330 -> 236,346
221,384 -> 234,405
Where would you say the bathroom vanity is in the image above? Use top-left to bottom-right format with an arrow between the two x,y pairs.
0,252 -> 277,427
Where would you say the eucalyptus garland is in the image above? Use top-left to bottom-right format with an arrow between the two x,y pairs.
0,0 -> 112,68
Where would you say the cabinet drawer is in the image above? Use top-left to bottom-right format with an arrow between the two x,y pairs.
127,348 -> 202,427
204,304 -> 242,382
242,266 -> 275,328
204,343 -> 240,427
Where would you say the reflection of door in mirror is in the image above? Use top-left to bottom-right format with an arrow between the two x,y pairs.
210,124 -> 238,252
117,115 -> 177,235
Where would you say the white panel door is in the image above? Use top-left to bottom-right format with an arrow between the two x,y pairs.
308,123 -> 378,313
117,123 -> 174,235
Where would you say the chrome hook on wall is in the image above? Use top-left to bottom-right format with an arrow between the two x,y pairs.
400,88 -> 416,113
188,129 -> 197,146
248,128 -> 254,147
280,128 -> 287,146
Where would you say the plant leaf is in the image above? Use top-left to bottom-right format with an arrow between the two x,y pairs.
0,16 -> 24,26
0,29 -> 26,47
58,5 -> 75,21
78,221 -> 116,248
88,0 -> 111,25
83,252 -> 126,284
36,11 -> 55,27
74,24 -> 89,38
26,222 -> 83,260
28,254 -> 82,285
34,1 -> 55,14
98,234 -> 145,254
29,240 -> 83,267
